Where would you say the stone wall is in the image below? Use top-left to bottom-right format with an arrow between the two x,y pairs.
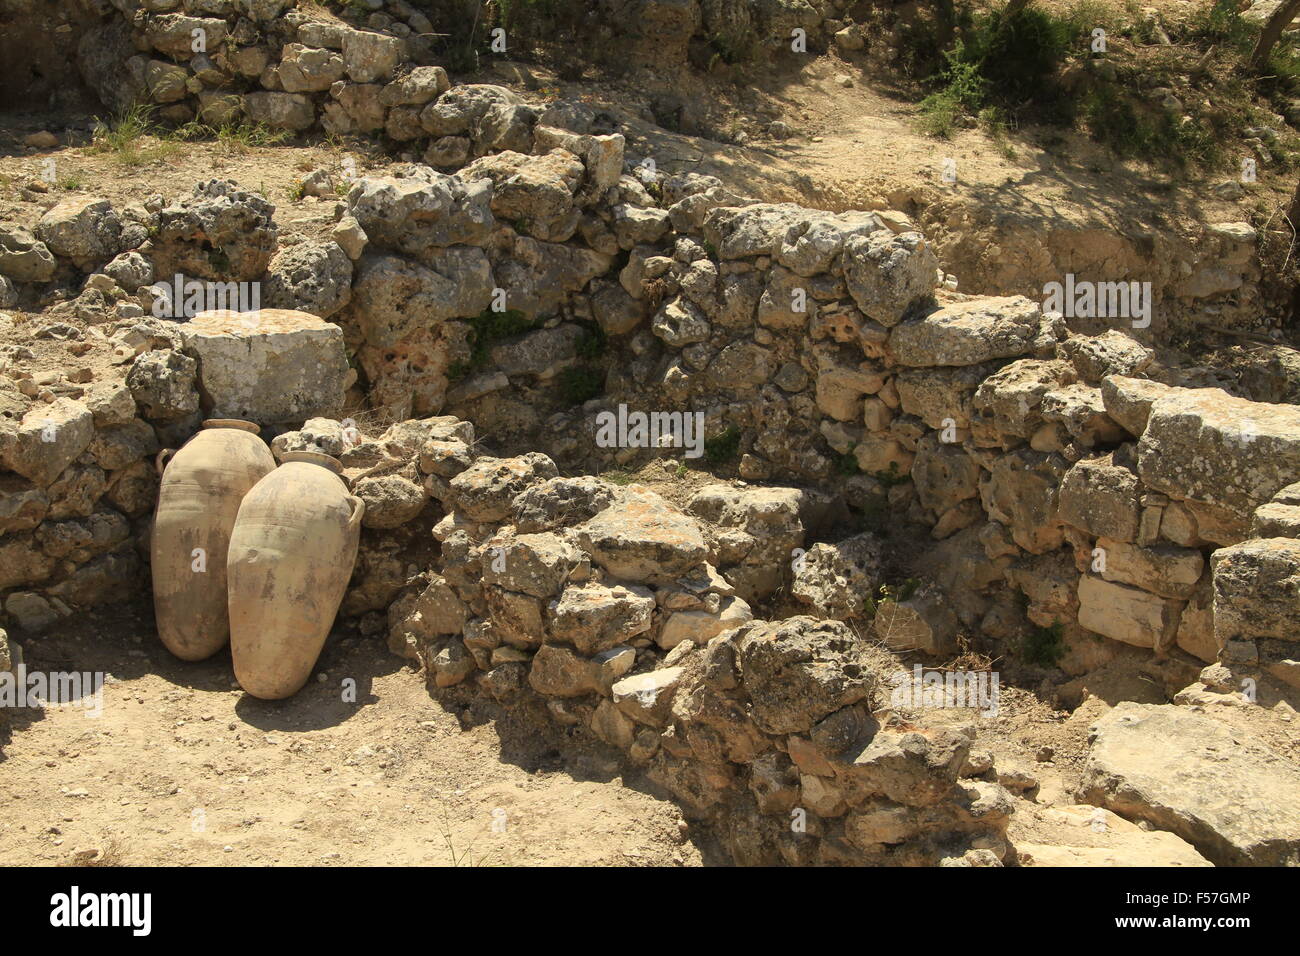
272,412 -> 1016,866
3,71 -> 1299,689
59,0 -> 852,138
3,18 -> 1300,862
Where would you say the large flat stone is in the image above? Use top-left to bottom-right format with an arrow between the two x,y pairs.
180,308 -> 349,424
889,296 -> 1040,367
1077,575 -> 1182,649
1079,702 -> 1300,866
1138,388 -> 1300,520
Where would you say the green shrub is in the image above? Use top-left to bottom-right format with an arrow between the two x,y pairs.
574,321 -> 607,360
1022,620 -> 1066,667
703,426 -> 742,464
462,307 -> 535,368
559,364 -> 604,405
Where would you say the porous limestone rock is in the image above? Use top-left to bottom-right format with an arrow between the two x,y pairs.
179,309 -> 349,424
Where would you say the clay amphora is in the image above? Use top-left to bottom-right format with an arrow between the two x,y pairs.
152,420 -> 276,661
227,451 -> 364,700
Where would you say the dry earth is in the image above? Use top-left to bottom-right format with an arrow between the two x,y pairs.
0,602 -> 709,867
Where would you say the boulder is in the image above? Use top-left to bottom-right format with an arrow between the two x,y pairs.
179,309 -> 349,424
1079,702 -> 1300,866
151,179 -> 277,282
870,586 -> 960,655
734,616 -> 880,735
890,296 -> 1041,367
1138,388 -> 1300,519
242,91 -> 316,130
493,236 -> 612,319
575,488 -> 708,582
420,84 -> 522,138
341,27 -> 405,83
36,199 -> 123,264
1094,537 -> 1204,600
379,66 -> 451,106
350,250 -> 495,347
1211,537 -> 1300,646
1012,803 -> 1210,867
528,644 -> 634,698
481,531 -> 580,598
978,448 -> 1068,554
448,453 -> 559,522
790,532 -> 883,621
842,231 -> 939,327
261,240 -> 353,319
511,475 -> 616,532
125,350 -> 199,422
0,398 -> 95,487
353,474 -> 426,529
1059,330 -> 1154,381
548,582 -> 655,655
276,43 -> 345,92
658,595 -> 754,649
1039,384 -> 1125,446
972,358 -> 1074,438
897,363 -> 993,430
346,172 -> 495,255
0,225 -> 56,282
1099,375 -> 1183,437
1057,453 -> 1141,542
611,666 -> 684,726
460,150 -> 582,243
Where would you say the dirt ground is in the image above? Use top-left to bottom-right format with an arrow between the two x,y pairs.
0,601 -> 710,867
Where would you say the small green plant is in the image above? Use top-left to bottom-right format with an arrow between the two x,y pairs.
834,452 -> 860,476
574,321 -> 607,360
559,364 -> 604,405
917,55 -> 988,137
287,179 -> 306,201
977,106 -> 1016,159
58,176 -> 82,191
1022,620 -> 1066,667
451,308 -> 539,381
872,461 -> 911,487
213,121 -> 290,153
91,104 -> 179,167
703,426 -> 742,464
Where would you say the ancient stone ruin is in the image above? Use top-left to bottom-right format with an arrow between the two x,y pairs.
1,0 -> 1298,870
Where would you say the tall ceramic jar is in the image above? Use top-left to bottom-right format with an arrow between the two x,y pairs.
151,420 -> 276,661
227,451 -> 365,700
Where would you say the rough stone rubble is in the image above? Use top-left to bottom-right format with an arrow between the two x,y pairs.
1,6 -> 1299,867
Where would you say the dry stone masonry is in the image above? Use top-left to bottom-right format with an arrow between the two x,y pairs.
2,0 -> 1299,867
